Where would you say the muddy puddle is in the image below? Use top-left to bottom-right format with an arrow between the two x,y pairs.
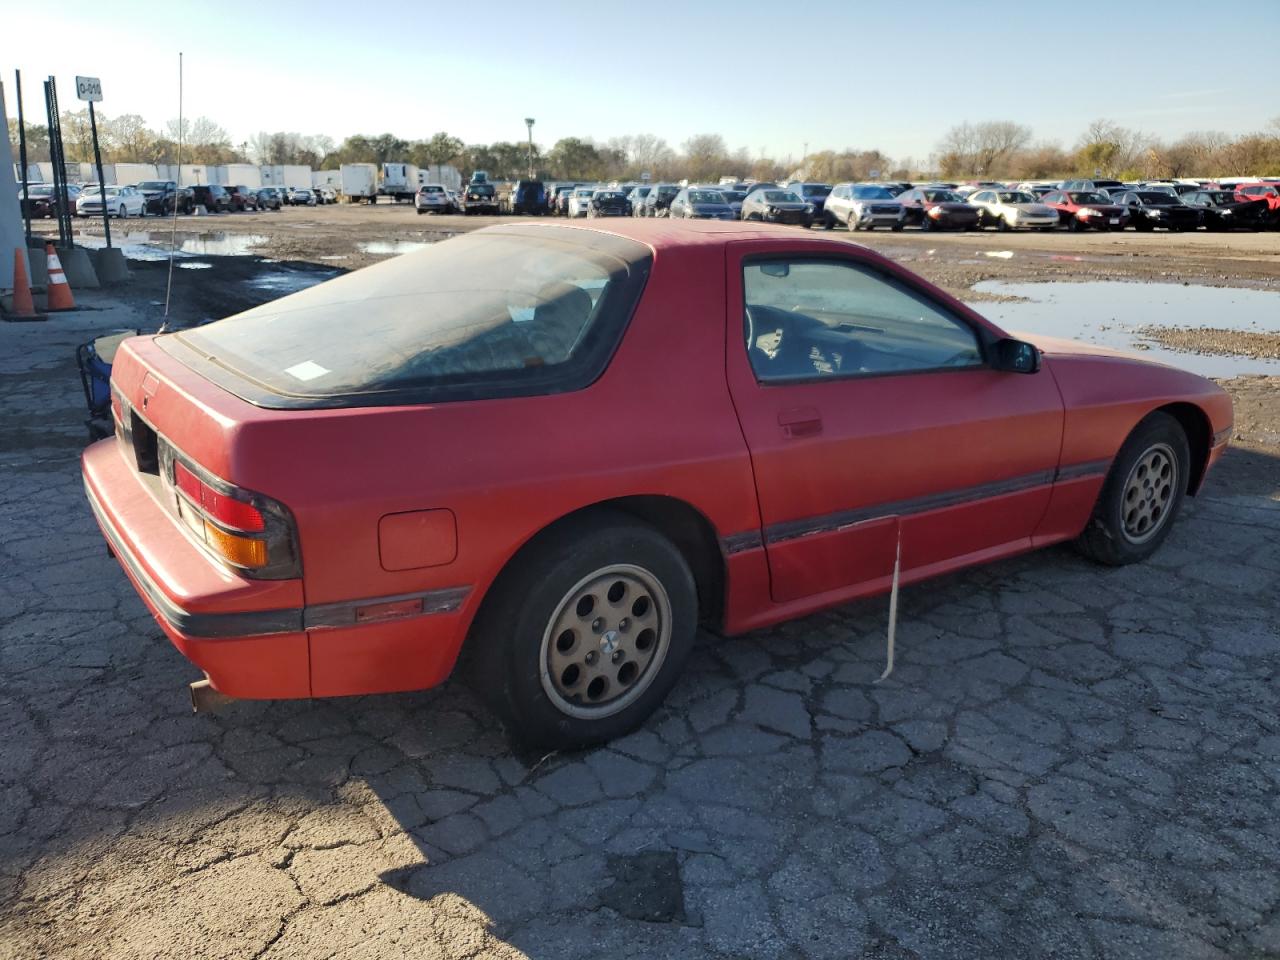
75,231 -> 268,260
358,239 -> 435,256
970,281 -> 1280,378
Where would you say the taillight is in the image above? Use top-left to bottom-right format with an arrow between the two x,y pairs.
165,448 -> 299,578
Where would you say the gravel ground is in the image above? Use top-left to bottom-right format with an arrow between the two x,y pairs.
1139,327 -> 1280,361
3,227 -> 1279,959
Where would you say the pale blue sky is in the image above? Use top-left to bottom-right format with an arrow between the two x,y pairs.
8,0 -> 1277,162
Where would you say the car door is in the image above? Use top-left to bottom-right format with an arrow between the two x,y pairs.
724,241 -> 1064,604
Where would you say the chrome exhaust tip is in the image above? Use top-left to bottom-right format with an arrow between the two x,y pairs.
189,677 -> 236,713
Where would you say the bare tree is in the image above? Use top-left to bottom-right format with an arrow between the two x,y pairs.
936,121 -> 1031,177
682,134 -> 729,182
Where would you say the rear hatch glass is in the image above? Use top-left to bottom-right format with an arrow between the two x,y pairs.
167,228 -> 652,408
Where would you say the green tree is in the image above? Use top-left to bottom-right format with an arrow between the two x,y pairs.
548,137 -> 601,179
412,132 -> 464,180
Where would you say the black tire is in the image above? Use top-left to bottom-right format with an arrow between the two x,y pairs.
823,213 -> 835,230
1074,411 -> 1191,567
467,512 -> 697,749
919,215 -> 932,232
891,222 -> 903,232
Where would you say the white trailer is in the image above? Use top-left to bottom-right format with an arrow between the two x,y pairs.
312,169 -> 341,190
380,162 -> 419,202
341,163 -> 378,203
418,164 -> 462,192
221,163 -> 262,188
111,162 -> 159,186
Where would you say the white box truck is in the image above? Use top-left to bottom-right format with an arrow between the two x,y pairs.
341,163 -> 378,203
380,162 -> 419,202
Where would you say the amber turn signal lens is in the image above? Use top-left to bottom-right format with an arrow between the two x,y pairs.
204,524 -> 268,568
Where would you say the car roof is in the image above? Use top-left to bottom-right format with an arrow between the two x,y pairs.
471,219 -> 851,252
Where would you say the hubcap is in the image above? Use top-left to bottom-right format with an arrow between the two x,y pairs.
539,563 -> 671,720
1121,442 -> 1178,544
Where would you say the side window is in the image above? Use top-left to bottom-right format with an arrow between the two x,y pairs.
742,258 -> 984,382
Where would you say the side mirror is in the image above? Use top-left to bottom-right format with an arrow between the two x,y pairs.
992,338 -> 1040,374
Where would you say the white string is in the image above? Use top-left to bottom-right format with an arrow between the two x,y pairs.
875,521 -> 902,684
162,51 -> 183,326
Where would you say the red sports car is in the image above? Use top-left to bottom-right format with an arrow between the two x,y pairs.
1040,189 -> 1129,231
84,221 -> 1233,747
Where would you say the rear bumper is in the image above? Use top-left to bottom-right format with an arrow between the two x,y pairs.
83,436 -> 476,700
83,437 -> 311,699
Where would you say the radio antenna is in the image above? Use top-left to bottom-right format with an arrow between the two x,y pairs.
161,51 -> 183,329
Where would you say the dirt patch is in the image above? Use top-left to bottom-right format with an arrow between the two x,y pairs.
1140,327 -> 1280,361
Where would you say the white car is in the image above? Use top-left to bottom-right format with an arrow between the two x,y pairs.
968,189 -> 1060,231
567,187 -> 595,219
415,184 -> 455,215
76,185 -> 146,218
824,183 -> 903,231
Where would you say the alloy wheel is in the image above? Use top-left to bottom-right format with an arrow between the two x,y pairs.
539,563 -> 672,719
1120,442 -> 1178,544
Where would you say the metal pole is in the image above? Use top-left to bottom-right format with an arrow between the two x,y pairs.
525,118 -> 534,179
164,52 -> 183,322
88,100 -> 111,248
15,70 -> 31,242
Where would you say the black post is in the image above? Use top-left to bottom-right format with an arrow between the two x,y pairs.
44,78 -> 71,247
15,70 -> 31,242
88,101 -> 111,248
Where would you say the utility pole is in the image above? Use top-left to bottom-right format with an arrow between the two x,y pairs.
525,118 -> 535,179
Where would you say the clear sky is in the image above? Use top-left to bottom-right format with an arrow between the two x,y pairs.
7,0 -> 1277,163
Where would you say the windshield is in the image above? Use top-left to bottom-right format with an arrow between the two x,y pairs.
595,191 -> 624,200
1070,192 -> 1109,204
851,186 -> 893,200
137,181 -> 169,191
922,190 -> 959,202
689,190 -> 725,204
656,186 -> 679,198
760,191 -> 799,202
998,192 -> 1036,204
631,187 -> 650,197
1136,192 -> 1175,204
178,230 -> 652,406
26,185 -> 56,196
798,185 -> 830,197
421,186 -> 444,193
719,190 -> 746,202
468,184 -> 495,196
574,189 -> 594,197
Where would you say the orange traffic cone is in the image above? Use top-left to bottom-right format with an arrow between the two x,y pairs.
5,248 -> 40,320
45,242 -> 76,311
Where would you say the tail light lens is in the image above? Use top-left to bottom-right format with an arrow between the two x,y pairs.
163,444 -> 300,579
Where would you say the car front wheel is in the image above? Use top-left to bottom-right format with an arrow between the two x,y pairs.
1075,411 -> 1190,566
469,513 -> 697,748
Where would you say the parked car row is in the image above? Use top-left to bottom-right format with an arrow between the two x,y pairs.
16,180 -> 336,218
435,173 -> 1278,234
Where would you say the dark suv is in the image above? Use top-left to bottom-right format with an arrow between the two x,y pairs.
509,179 -> 548,215
189,184 -> 231,212
136,180 -> 192,215
460,182 -> 499,215
225,185 -> 259,212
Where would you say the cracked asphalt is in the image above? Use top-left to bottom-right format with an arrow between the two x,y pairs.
2,294 -> 1279,960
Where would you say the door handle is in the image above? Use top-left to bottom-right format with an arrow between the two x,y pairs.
778,407 -> 822,439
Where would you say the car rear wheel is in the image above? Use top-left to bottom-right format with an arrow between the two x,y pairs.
1075,411 -> 1190,566
468,513 -> 697,748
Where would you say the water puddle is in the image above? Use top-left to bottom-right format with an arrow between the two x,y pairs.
358,240 -> 434,256
248,268 -> 339,294
970,281 -> 1280,378
74,231 -> 267,260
